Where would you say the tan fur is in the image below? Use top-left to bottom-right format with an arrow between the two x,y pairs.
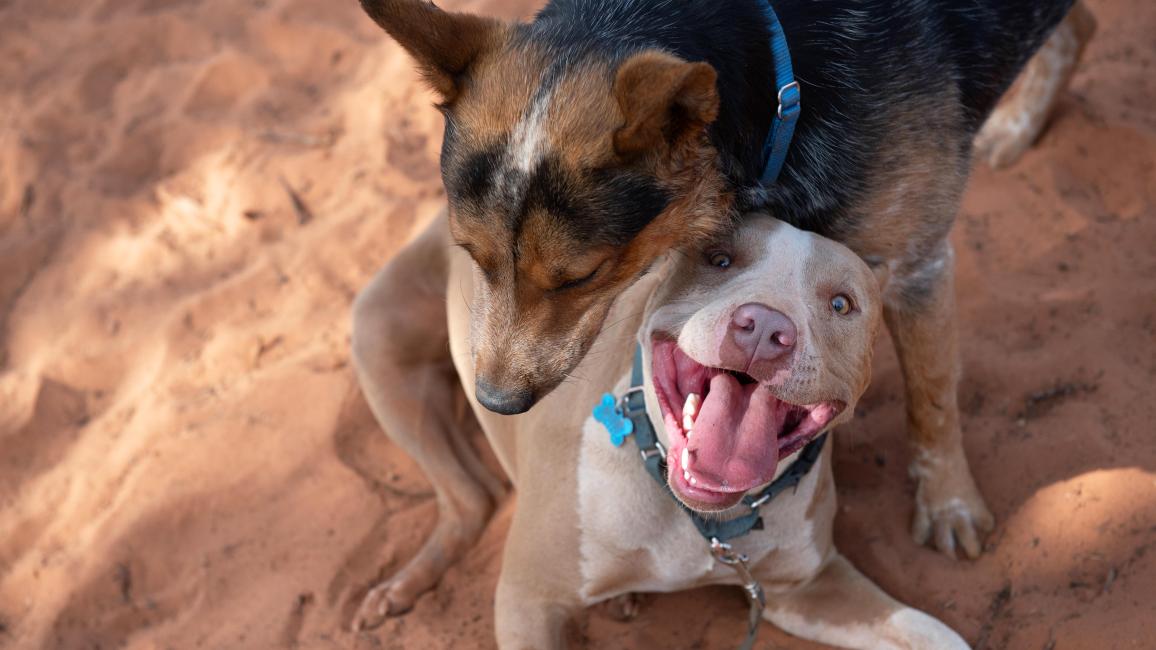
351,212 -> 970,649
612,51 -> 720,156
350,217 -> 502,624
544,65 -> 629,170
452,41 -> 548,142
436,44 -> 733,407
882,245 -> 994,559
358,0 -> 508,103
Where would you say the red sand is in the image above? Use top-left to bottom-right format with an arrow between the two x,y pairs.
0,0 -> 1153,648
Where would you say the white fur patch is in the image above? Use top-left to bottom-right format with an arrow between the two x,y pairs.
575,374 -> 722,603
766,606 -> 969,650
507,92 -> 552,175
885,608 -> 971,649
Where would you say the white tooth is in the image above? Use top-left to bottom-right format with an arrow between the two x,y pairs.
683,393 -> 701,417
683,470 -> 692,481
682,393 -> 700,435
689,475 -> 698,486
681,447 -> 690,469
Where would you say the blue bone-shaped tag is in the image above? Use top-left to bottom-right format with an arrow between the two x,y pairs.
593,393 -> 634,447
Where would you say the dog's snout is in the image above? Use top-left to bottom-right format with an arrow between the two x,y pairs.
475,378 -> 535,415
724,303 -> 796,369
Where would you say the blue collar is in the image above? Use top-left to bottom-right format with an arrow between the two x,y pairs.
757,0 -> 800,186
592,345 -> 828,544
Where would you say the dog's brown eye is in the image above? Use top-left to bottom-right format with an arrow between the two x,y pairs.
831,294 -> 853,315
708,251 -> 732,269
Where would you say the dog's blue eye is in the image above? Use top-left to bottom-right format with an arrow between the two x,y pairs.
708,252 -> 732,269
831,295 -> 852,315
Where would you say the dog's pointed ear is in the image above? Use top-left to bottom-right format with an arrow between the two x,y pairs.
613,51 -> 720,157
359,0 -> 504,102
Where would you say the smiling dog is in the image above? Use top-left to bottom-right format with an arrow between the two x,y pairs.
354,212 -> 971,648
354,0 -> 1095,573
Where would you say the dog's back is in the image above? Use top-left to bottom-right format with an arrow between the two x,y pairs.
522,0 -> 1075,226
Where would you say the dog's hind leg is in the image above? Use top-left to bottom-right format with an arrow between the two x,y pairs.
350,213 -> 503,630
974,1 -> 1097,169
762,554 -> 969,650
885,244 -> 994,559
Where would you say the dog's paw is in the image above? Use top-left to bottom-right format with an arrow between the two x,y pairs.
973,109 -> 1042,170
909,456 -> 994,560
350,581 -> 414,632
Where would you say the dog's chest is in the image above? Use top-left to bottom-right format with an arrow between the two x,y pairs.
573,378 -> 829,604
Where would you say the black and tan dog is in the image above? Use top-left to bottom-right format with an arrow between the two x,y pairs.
351,0 -> 1094,629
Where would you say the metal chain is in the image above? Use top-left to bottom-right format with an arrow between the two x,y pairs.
711,538 -> 767,650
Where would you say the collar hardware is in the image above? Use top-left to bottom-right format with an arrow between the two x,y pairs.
758,0 -> 800,186
776,80 -> 801,120
711,537 -> 767,650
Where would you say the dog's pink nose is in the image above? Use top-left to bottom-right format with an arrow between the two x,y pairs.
725,303 -> 796,369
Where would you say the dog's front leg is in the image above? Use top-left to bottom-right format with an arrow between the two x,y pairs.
492,507 -> 583,649
493,579 -> 575,650
762,553 -> 970,649
884,243 -> 993,559
349,213 -> 504,630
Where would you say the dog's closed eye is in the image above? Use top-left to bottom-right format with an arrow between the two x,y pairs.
453,240 -> 502,282
553,260 -> 606,292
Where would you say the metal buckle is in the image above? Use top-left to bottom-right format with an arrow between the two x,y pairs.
776,80 -> 800,120
639,440 -> 667,462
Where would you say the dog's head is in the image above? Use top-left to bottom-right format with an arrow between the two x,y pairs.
361,0 -> 731,414
640,215 -> 882,512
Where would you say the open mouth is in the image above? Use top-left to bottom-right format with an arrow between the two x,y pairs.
650,337 -> 843,511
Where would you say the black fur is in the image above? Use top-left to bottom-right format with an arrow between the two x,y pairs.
443,121 -> 670,246
518,0 -> 1074,235
455,144 -> 507,204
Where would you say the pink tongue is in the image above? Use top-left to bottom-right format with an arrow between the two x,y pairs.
688,373 -> 787,492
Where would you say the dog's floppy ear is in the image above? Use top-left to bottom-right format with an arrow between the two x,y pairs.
613,51 -> 719,157
359,0 -> 504,102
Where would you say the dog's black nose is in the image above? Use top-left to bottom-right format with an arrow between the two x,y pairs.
475,378 -> 535,415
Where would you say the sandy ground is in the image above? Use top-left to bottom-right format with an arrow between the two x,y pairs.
0,0 -> 1153,648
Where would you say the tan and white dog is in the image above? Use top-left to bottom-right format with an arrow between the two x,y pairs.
352,212 -> 969,648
